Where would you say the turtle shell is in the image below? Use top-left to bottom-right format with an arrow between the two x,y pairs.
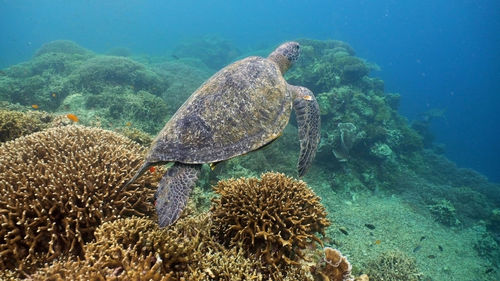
146,56 -> 293,164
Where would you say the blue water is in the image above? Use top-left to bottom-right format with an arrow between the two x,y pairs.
1,0 -> 499,181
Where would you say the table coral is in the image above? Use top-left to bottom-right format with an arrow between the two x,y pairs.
211,172 -> 330,270
0,126 -> 159,274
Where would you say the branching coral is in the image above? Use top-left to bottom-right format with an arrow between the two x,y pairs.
365,250 -> 422,281
0,109 -> 53,142
0,126 -> 159,273
30,247 -> 171,281
211,172 -> 330,269
32,215 -> 207,280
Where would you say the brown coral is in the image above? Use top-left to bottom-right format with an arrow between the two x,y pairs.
0,126 -> 159,274
0,109 -> 53,142
211,172 -> 330,269
32,215 -> 206,280
365,250 -> 422,281
30,247 -> 171,281
312,247 -> 353,281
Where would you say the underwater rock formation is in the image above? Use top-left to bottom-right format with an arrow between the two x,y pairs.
0,126 -> 159,273
211,172 -> 330,269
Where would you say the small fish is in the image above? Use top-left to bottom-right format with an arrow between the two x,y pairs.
31,104 -> 39,109
171,54 -> 179,60
438,245 -> 443,251
339,227 -> 349,235
413,245 -> 421,253
66,113 -> 79,122
52,93 -> 57,98
149,166 -> 156,173
485,268 -> 494,274
374,240 -> 381,245
126,121 -> 132,127
427,255 -> 436,259
420,236 -> 426,241
364,223 -> 376,230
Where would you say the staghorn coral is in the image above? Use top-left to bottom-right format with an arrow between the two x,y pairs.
0,109 -> 53,142
89,216 -> 203,276
0,126 -> 159,274
30,246 -> 171,281
211,172 -> 330,270
33,215 -> 207,280
311,247 -> 353,281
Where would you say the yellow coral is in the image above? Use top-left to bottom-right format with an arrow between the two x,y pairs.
211,172 -> 330,269
0,126 -> 159,274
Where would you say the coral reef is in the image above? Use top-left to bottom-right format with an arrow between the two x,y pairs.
30,247 -> 170,281
428,199 -> 460,226
0,40 -> 171,134
0,109 -> 53,142
34,40 -> 92,57
365,251 -> 422,281
211,172 -> 330,269
311,247 -> 354,281
286,39 -> 372,93
66,55 -> 167,95
0,126 -> 159,273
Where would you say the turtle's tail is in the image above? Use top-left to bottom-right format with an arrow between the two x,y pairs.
118,162 -> 153,193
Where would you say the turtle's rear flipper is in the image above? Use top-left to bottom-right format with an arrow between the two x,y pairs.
292,86 -> 321,177
155,163 -> 201,227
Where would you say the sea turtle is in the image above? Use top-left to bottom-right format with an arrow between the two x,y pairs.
122,41 -> 321,227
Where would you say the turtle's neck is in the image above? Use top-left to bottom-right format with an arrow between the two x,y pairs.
267,53 -> 292,75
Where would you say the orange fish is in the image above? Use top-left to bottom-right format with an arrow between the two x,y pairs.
52,93 -> 57,98
66,113 -> 79,122
375,240 -> 381,245
31,104 -> 39,109
149,166 -> 156,173
126,121 -> 132,127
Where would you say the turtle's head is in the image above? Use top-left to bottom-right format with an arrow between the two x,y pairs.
268,41 -> 300,74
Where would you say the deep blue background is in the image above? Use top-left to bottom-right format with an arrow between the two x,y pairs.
1,0 -> 499,181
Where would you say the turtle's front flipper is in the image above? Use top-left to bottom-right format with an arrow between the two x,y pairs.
291,86 -> 321,177
155,163 -> 201,227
